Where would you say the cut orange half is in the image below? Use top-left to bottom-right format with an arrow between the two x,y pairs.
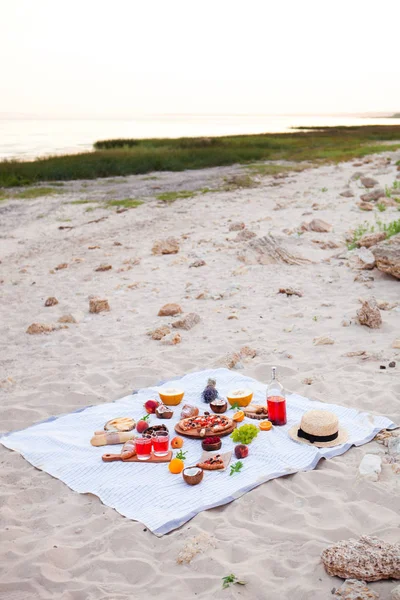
259,420 -> 272,431
233,410 -> 245,422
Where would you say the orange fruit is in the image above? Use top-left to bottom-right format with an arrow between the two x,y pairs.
171,436 -> 184,449
233,410 -> 245,422
169,458 -> 184,474
259,420 -> 272,431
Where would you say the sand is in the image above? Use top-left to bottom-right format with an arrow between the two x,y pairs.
0,152 -> 399,599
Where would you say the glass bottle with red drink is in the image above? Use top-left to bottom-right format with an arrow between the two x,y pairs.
267,367 -> 287,426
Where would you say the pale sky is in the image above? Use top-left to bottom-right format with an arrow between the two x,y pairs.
1,0 -> 399,118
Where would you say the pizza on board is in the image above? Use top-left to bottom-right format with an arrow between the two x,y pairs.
177,413 -> 232,437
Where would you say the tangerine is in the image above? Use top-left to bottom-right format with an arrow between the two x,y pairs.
169,458 -> 184,474
233,410 -> 245,422
171,436 -> 184,449
259,420 -> 272,431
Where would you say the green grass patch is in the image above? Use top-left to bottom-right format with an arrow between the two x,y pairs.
156,190 -> 196,203
70,199 -> 96,205
223,174 -> 258,190
348,218 -> 400,249
377,202 -> 387,212
246,162 -> 310,176
105,198 -> 144,209
15,186 -> 63,199
1,126 -> 400,187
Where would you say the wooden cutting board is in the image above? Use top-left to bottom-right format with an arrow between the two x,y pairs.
102,450 -> 172,463
175,419 -> 236,439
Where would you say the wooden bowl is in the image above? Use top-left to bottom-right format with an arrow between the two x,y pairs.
210,399 -> 228,414
182,466 -> 204,485
202,440 -> 222,452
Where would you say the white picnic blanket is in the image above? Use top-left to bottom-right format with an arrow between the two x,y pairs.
1,368 -> 395,535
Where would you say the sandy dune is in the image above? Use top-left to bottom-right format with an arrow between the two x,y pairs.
0,152 -> 399,599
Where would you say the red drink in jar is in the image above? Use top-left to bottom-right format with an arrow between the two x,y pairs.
267,396 -> 287,426
153,431 -> 169,457
135,437 -> 152,460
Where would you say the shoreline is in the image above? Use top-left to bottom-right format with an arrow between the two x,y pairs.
1,125 -> 400,186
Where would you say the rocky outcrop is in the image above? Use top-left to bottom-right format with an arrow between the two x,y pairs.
152,237 -> 180,255
158,303 -> 182,317
333,579 -> 380,599
229,222 -> 245,231
321,536 -> 400,582
371,234 -> 400,279
44,296 -> 58,307
349,247 -> 376,270
89,298 -> 110,313
360,176 -> 379,188
301,218 -> 332,233
172,313 -> 201,330
357,232 -> 387,248
238,234 -> 312,265
357,298 -> 382,328
360,189 -> 385,202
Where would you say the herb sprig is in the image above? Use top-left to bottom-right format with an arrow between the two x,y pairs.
229,461 -> 243,476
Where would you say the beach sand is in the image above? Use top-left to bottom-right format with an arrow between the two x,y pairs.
0,153 -> 399,599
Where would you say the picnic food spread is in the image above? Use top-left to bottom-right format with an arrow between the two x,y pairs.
93,368 -> 349,487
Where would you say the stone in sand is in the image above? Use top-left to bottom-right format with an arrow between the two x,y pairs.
349,247 -> 376,270
361,190 -> 386,204
301,218 -> 332,233
360,176 -> 379,188
240,346 -> 257,359
358,454 -> 382,482
357,201 -> 374,211
340,189 -> 355,198
313,335 -> 335,345
357,298 -> 382,329
44,296 -> 58,307
161,332 -> 181,345
392,339 -> 400,349
332,579 -> 380,599
357,232 -> 387,249
238,234 -> 311,266
172,312 -> 201,330
95,264 -> 112,272
229,222 -> 245,232
235,229 -> 257,242
58,314 -> 77,324
391,585 -> 400,600
371,234 -> 400,280
222,352 -> 243,369
380,197 -> 399,207
55,263 -> 68,270
26,323 -> 56,334
152,237 -> 180,255
158,303 -> 182,317
278,287 -> 303,297
89,298 -> 110,313
360,189 -> 385,202
321,536 -> 400,582
189,259 -> 206,268
148,325 -> 170,340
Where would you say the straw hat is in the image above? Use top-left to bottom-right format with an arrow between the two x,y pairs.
288,410 -> 348,448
